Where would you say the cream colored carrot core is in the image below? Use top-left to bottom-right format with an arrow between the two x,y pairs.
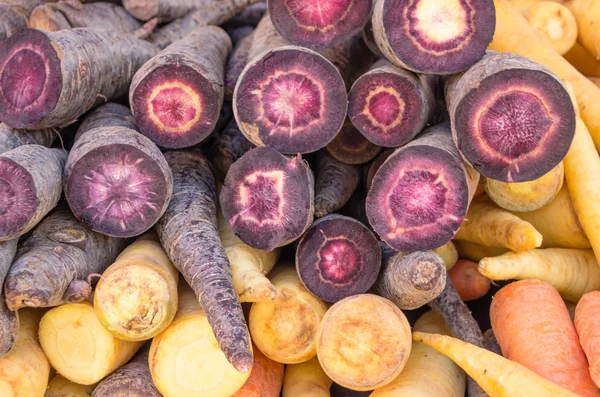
249,265 -> 329,364
39,302 -> 143,385
94,234 -> 179,342
46,374 -> 95,397
371,311 -> 465,397
0,309 -> 50,397
483,163 -> 564,212
283,357 -> 332,397
316,294 -> 411,391
149,283 -> 250,397
218,212 -> 280,302
523,2 -> 578,54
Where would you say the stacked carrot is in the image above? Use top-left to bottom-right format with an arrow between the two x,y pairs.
1,0 -> 600,396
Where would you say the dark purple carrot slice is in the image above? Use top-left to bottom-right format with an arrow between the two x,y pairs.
372,0 -> 495,74
268,0 -> 373,51
366,122 -> 479,252
364,148 -> 392,190
0,28 -> 157,130
0,124 -> 55,155
130,26 -> 231,149
0,145 -> 66,241
220,146 -> 314,251
314,152 -> 360,218
296,214 -> 381,302
233,14 -> 347,154
326,121 -> 382,165
225,29 -> 255,101
64,126 -> 173,238
446,51 -> 576,182
210,121 -> 255,181
348,59 -> 436,147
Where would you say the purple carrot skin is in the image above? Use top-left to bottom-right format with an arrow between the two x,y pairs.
483,329 -> 502,356
92,345 -> 161,397
326,121 -> 382,165
362,19 -> 382,57
229,26 -> 255,46
4,204 -> 127,311
268,0 -> 373,51
429,275 -> 487,397
0,124 -> 55,155
233,14 -> 347,154
123,0 -> 263,22
372,0 -> 495,74
220,146 -> 315,251
445,51 -> 576,182
64,126 -> 172,238
75,103 -> 138,142
373,243 -> 446,310
0,145 -> 66,241
314,152 -> 360,218
319,35 -> 377,90
365,149 -> 392,191
225,30 -> 255,101
156,151 -> 253,373
29,2 -> 141,33
130,26 -> 231,149
228,1 -> 267,27
296,214 -> 381,303
344,189 -> 371,229
0,28 -> 158,130
366,122 -> 480,252
0,239 -> 19,358
348,58 -> 436,147
210,121 -> 255,181
0,0 -> 52,42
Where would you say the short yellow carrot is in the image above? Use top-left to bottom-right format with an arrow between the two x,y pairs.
282,357 -> 332,397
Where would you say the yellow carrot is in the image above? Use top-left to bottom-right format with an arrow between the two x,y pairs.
434,241 -> 459,270
218,212 -> 280,302
479,248 -> 600,302
590,77 -> 600,88
564,0 -> 600,58
453,240 -> 509,262
522,1 -> 578,54
370,311 -> 465,397
564,42 -> 600,77
46,374 -> 95,397
282,357 -> 332,397
454,198 -> 542,251
413,332 -> 580,397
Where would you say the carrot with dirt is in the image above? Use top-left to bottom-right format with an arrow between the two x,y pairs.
231,345 -> 284,397
0,0 -> 52,42
491,279 -> 599,396
156,151 -> 252,373
149,281 -> 252,397
39,301 -> 144,385
0,28 -> 158,130
413,332 -> 581,397
314,153 -> 360,218
0,124 -> 55,155
0,309 -> 50,397
210,121 -> 255,181
575,291 -> 600,388
0,145 -> 66,241
448,260 -> 491,302
218,212 -> 281,303
521,1 -> 578,55
316,294 -> 412,391
249,264 -> 329,364
483,162 -> 564,212
4,205 -> 127,311
564,43 -> 600,77
454,197 -> 543,251
29,1 -> 141,33
93,233 -> 179,342
326,122 -> 382,165
0,238 -> 18,358
373,244 -> 446,310
225,29 -> 255,101
91,345 -> 161,397
479,248 -> 600,302
46,374 -> 96,397
454,241 -> 508,262
489,0 -> 600,152
130,26 -> 232,149
434,241 -> 459,270
445,51 -> 575,183
64,126 -> 173,238
123,0 -> 263,22
370,310 -> 466,397
282,357 -> 332,397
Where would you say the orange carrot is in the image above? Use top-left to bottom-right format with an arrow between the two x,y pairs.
575,291 -> 600,389
491,280 -> 599,397
231,345 -> 284,397
448,260 -> 491,302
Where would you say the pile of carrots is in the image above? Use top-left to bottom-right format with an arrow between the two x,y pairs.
1,0 -> 600,396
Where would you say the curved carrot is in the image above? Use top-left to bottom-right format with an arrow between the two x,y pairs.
491,280 -> 599,397
575,291 -> 600,388
448,260 -> 490,302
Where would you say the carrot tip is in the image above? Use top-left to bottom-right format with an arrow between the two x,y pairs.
233,354 -> 255,373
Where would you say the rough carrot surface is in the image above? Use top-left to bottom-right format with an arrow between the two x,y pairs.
575,291 -> 600,389
231,345 -> 284,397
491,279 -> 599,397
